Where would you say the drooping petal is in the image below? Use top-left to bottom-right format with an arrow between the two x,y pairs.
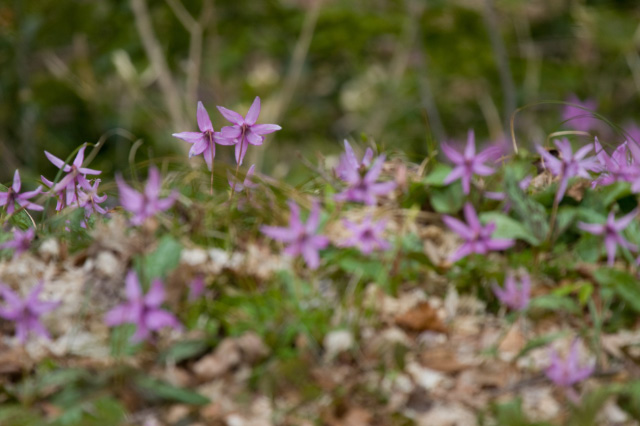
145,310 -> 181,331
442,165 -> 466,186
144,280 -> 165,308
203,143 -> 214,171
245,96 -> 261,125
217,106 -> 244,125
220,126 -> 242,140
440,142 -> 464,164
442,215 -> 471,237
12,170 -> 21,192
125,270 -> 142,301
305,201 -> 321,233
235,139 -> 250,166
173,131 -> 205,145
251,123 -> 281,135
214,132 -> 237,146
449,243 -> 474,262
44,151 -> 71,172
604,235 -> 618,266
577,222 -> 605,235
196,101 -> 213,132
189,137 -> 209,157
246,130 -> 263,146
302,244 -> 321,270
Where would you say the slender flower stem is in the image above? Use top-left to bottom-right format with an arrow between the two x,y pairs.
209,134 -> 215,195
547,173 -> 562,244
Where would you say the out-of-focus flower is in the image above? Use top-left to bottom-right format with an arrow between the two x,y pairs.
592,138 -> 634,188
188,276 -> 205,302
217,97 -> 282,166
104,271 -> 182,343
562,95 -> 599,133
0,228 -> 35,258
340,215 -> 390,254
441,130 -> 501,194
44,144 -> 101,194
260,200 -> 329,269
0,170 -> 43,214
335,140 -> 374,180
578,209 -> 637,266
172,101 -> 235,171
0,281 -> 59,343
116,167 -> 177,225
228,164 -> 258,191
443,202 -> 515,262
492,272 -> 531,311
485,175 -> 532,212
536,139 -> 599,203
335,154 -> 396,205
545,339 -> 595,402
77,178 -> 108,217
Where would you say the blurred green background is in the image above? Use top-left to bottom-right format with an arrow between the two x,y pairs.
1,0 -> 640,184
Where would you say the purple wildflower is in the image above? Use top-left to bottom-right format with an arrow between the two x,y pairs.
485,175 -> 532,208
0,228 -> 35,258
260,200 -> 329,269
44,144 -> 101,193
335,154 -> 396,205
335,140 -> 374,180
492,272 -> 531,311
340,215 -> 390,254
76,178 -> 108,217
536,139 -> 599,203
562,95 -> 599,133
172,101 -> 235,171
228,164 -> 258,191
577,209 -> 637,266
442,202 -> 515,263
545,339 -> 595,401
217,97 -> 282,166
0,170 -> 43,214
116,167 -> 177,226
592,138 -> 633,188
104,271 -> 182,343
41,175 -> 74,211
188,276 -> 205,302
0,281 -> 59,343
441,130 -> 501,194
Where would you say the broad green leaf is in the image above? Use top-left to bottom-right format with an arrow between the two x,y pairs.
504,168 -> 547,245
0,183 -> 37,230
593,268 -> 640,313
159,339 -> 209,364
423,164 -> 452,186
135,376 -> 210,405
140,235 -> 182,282
429,183 -> 464,214
530,294 -> 580,314
479,211 -> 539,245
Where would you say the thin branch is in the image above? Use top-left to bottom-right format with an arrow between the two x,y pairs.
131,0 -> 186,130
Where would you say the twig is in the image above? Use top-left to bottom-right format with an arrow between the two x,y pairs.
131,0 -> 187,130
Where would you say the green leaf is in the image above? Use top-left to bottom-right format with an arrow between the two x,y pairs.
159,339 -> 209,364
135,376 -> 210,405
504,168 -> 548,245
140,235 -> 182,282
530,294 -> 580,314
430,183 -> 464,214
479,211 -> 539,245
593,268 -> 640,313
423,164 -> 452,186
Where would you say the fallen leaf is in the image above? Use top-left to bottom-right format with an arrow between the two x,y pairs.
396,301 -> 447,333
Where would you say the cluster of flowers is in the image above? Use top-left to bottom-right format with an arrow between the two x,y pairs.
0,95 -> 627,398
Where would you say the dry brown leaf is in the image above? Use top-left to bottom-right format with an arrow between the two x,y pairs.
396,301 -> 447,333
420,346 -> 469,373
498,321 -> 526,362
193,339 -> 241,380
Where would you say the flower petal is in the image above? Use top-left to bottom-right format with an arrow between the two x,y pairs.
217,106 -> 244,125
245,96 -> 261,125
197,101 -> 213,132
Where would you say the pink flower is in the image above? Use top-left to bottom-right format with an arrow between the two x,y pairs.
217,97 -> 282,166
227,164 -> 258,191
492,272 -> 531,311
0,281 -> 59,343
340,215 -> 390,254
0,170 -> 43,214
592,138 -> 634,188
335,140 -> 374,181
116,167 -> 177,226
562,95 -> 599,133
578,209 -> 637,266
335,154 -> 396,205
0,228 -> 35,258
44,144 -> 101,194
443,202 -> 515,262
441,130 -> 501,194
104,271 -> 182,343
172,101 -> 235,171
76,178 -> 108,217
260,200 -> 329,269
536,139 -> 599,203
545,339 -> 595,402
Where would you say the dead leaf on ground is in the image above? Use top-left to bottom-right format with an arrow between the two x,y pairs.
396,301 -> 447,333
